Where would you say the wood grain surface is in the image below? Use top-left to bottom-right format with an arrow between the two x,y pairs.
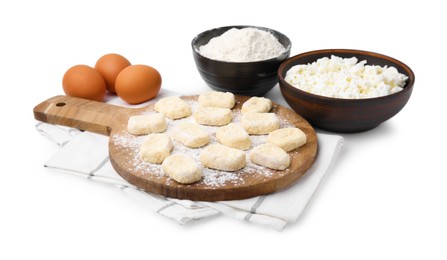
34,95 -> 318,201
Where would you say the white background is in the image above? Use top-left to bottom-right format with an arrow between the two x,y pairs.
1,0 -> 446,259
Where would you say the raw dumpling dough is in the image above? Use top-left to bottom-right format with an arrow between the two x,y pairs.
216,123 -> 251,150
171,122 -> 210,148
241,97 -> 272,114
267,127 -> 307,152
127,113 -> 167,135
199,144 -> 246,171
162,154 -> 202,184
194,106 -> 232,126
241,112 -> 280,135
154,96 -> 191,119
139,133 -> 173,164
198,91 -> 235,109
250,143 -> 290,170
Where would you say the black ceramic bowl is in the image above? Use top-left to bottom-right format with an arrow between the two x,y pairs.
192,25 -> 291,96
278,49 -> 415,133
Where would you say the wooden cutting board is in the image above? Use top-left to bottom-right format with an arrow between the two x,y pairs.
34,95 -> 318,201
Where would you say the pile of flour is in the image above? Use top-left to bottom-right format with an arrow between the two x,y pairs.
198,27 -> 286,62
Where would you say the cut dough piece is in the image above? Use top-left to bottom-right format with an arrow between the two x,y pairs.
250,143 -> 290,170
154,96 -> 191,119
194,106 -> 232,126
241,97 -> 272,114
162,154 -> 202,184
127,113 -> 167,135
241,112 -> 280,135
267,127 -> 307,152
139,133 -> 173,164
216,123 -> 251,150
199,144 -> 246,171
198,91 -> 235,109
171,122 -> 210,148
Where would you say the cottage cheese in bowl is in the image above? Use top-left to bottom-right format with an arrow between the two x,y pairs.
284,55 -> 408,99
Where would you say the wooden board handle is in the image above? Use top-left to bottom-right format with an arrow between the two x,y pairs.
33,95 -> 129,136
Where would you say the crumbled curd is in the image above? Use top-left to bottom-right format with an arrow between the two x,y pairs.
284,55 -> 408,99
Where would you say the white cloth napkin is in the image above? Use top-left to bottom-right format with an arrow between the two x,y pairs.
36,88 -> 343,231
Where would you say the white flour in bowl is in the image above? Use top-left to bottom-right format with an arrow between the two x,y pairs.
198,27 -> 286,62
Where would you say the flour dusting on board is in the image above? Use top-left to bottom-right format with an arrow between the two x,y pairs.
112,99 -> 296,188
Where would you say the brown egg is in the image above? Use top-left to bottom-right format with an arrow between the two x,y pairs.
115,65 -> 162,104
62,65 -> 106,102
95,53 -> 131,93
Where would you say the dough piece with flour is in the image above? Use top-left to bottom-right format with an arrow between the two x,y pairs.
216,123 -> 251,150
127,113 -> 167,135
162,154 -> 202,184
139,133 -> 173,164
241,112 -> 280,135
199,144 -> 246,171
194,107 -> 232,126
267,127 -> 307,152
171,122 -> 210,148
241,97 -> 272,114
154,96 -> 191,119
198,91 -> 235,109
250,143 -> 290,170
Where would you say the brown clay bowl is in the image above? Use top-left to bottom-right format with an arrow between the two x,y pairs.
192,25 -> 291,96
278,49 -> 415,133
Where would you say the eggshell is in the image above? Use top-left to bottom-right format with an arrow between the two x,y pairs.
115,65 -> 162,104
62,65 -> 106,102
95,53 -> 131,93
